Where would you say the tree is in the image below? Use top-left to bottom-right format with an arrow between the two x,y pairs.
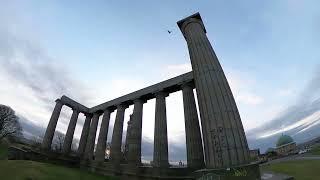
0,104 -> 23,141
52,131 -> 65,152
51,131 -> 79,153
30,136 -> 43,149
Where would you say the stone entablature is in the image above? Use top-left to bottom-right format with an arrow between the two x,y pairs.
90,71 -> 194,112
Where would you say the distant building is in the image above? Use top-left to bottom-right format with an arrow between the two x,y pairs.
275,134 -> 296,156
275,142 -> 296,156
249,149 -> 260,161
264,148 -> 278,161
297,136 -> 320,151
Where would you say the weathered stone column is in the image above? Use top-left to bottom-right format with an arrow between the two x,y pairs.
110,104 -> 127,163
62,108 -> 80,154
153,92 -> 169,168
77,113 -> 93,157
84,112 -> 101,161
127,99 -> 145,165
182,82 -> 205,169
41,99 -> 63,150
178,13 -> 250,168
123,116 -> 133,162
95,109 -> 112,163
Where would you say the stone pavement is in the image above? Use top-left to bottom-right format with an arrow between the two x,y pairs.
261,171 -> 293,180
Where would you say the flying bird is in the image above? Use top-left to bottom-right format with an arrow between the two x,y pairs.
167,30 -> 172,34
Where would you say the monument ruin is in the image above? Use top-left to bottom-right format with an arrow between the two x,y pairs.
41,13 -> 260,179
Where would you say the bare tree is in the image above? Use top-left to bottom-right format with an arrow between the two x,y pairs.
71,139 -> 78,153
51,132 -> 79,153
106,142 -> 111,159
0,104 -> 23,141
52,131 -> 65,152
30,136 -> 42,149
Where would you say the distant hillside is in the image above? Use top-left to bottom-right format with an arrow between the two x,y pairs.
18,116 -> 46,140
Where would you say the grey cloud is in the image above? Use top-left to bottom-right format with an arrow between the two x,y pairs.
247,65 -> 320,152
0,27 -> 91,128
140,136 -> 187,163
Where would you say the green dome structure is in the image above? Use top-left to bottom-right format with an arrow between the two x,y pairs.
276,134 -> 294,147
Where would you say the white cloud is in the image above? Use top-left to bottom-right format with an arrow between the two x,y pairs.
278,89 -> 296,97
258,110 -> 320,138
162,63 -> 192,78
236,93 -> 264,105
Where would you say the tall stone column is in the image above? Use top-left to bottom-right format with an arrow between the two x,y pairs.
84,112 -> 101,161
127,99 -> 144,165
62,108 -> 80,154
182,82 -> 205,169
110,104 -> 127,163
41,99 -> 63,150
95,109 -> 111,163
178,13 -> 249,168
123,116 -> 133,162
153,92 -> 169,168
77,113 -> 93,157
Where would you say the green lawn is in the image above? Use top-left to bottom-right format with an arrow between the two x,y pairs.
0,141 -> 116,180
0,160 -> 117,180
309,146 -> 320,155
0,141 -> 8,159
261,160 -> 320,180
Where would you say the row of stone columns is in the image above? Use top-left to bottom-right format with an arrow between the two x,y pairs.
41,84 -> 205,169
41,12 -> 250,171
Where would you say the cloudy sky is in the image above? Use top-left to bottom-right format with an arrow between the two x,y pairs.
0,0 -> 319,162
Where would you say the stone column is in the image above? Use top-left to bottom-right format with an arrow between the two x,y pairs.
123,116 -> 133,162
41,99 -> 63,150
178,13 -> 250,168
95,109 -> 111,163
110,104 -> 127,163
62,108 -> 80,154
127,99 -> 144,165
84,112 -> 101,161
182,82 -> 205,169
77,113 -> 93,157
153,92 -> 169,168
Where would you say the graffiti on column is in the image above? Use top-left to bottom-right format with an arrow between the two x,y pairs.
210,126 -> 227,166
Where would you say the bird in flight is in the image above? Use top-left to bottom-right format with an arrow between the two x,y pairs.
168,30 -> 172,34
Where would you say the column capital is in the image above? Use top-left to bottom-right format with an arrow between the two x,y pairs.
103,108 -> 113,114
177,12 -> 206,36
71,107 -> 80,113
93,111 -> 103,116
181,81 -> 195,89
133,98 -> 147,104
84,112 -> 93,118
154,91 -> 169,98
116,103 -> 129,109
55,98 -> 63,104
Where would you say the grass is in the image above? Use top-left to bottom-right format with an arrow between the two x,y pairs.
0,140 -> 8,159
0,160 -> 118,180
0,141 -> 116,180
309,145 -> 320,155
261,160 -> 320,180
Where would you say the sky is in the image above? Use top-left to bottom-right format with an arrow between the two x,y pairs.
0,0 -> 320,162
